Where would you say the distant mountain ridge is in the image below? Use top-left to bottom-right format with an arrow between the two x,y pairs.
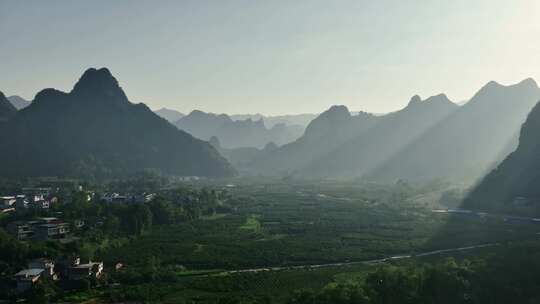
7,95 -> 31,110
249,79 -> 540,181
230,113 -> 317,128
155,111 -> 316,129
0,68 -> 235,179
369,78 -> 540,182
249,105 -> 382,175
154,107 -> 184,123
175,110 -> 304,149
295,94 -> 458,178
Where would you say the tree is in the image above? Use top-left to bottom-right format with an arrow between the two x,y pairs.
318,283 -> 370,304
148,197 -> 175,225
288,289 -> 316,304
123,204 -> 153,235
365,265 -> 420,304
419,258 -> 472,304
0,229 -> 27,272
25,278 -> 58,304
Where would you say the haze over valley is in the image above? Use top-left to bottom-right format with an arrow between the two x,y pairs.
2,1 -> 540,303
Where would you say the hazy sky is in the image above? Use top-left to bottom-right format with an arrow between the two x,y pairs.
1,1 -> 540,115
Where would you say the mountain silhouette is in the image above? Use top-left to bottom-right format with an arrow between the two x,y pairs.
369,78 -> 540,182
0,91 -> 17,121
0,68 -> 235,179
251,79 -> 540,181
249,105 -> 381,175
155,107 -> 184,123
298,94 -> 458,178
175,110 -> 303,149
230,113 -> 316,128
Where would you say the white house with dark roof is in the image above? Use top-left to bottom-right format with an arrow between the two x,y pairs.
28,258 -> 57,280
68,261 -> 104,280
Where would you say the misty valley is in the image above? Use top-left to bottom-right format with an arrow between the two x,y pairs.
1,67 -> 540,303
3,2 -> 540,302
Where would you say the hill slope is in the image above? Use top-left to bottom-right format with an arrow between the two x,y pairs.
298,94 -> 458,178
249,105 -> 382,175
0,68 -> 235,179
369,79 -> 540,182
0,91 -> 17,121
466,98 -> 540,214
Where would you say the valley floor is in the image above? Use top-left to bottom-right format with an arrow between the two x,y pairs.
68,180 -> 540,303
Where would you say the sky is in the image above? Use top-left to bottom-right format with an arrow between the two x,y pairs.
1,1 -> 540,115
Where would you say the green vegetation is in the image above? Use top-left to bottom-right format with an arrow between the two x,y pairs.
96,180 -> 540,302
287,241 -> 540,304
240,215 -> 262,233
3,178 -> 540,303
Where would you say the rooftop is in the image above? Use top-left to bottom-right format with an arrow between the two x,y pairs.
38,217 -> 58,221
15,268 -> 44,278
73,262 -> 103,269
39,222 -> 68,228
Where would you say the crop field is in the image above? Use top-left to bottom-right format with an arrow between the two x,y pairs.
97,180 -> 540,302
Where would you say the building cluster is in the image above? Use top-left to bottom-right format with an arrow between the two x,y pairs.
6,217 -> 75,241
14,257 -> 104,293
0,187 -> 58,214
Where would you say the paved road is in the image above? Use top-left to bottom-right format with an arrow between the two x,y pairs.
224,243 -> 498,275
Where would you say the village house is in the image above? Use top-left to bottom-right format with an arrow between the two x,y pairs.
6,217 -> 70,241
0,190 -> 58,212
14,195 -> 29,210
6,221 -> 33,240
11,194 -> 53,211
13,256 -> 59,292
69,261 -> 104,280
14,268 -> 44,292
26,194 -> 56,210
12,256 -> 104,292
34,218 -> 70,241
57,256 -> 104,280
27,258 -> 58,280
31,199 -> 50,209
